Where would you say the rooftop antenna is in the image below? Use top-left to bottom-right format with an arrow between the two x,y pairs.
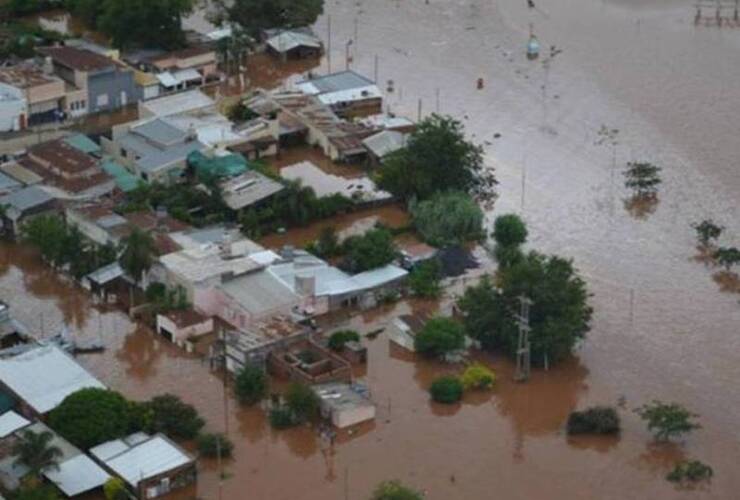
514,295 -> 533,382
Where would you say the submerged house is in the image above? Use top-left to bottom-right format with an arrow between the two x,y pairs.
295,70 -> 383,119
266,30 -> 323,60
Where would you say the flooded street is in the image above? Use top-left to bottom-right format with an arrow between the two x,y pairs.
2,0 -> 740,498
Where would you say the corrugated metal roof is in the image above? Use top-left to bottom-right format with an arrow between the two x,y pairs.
297,71 -> 374,94
91,434 -> 192,487
44,454 -> 110,497
267,31 -> 322,53
0,185 -> 53,212
0,410 -> 30,438
362,130 -> 407,158
63,134 -> 101,155
132,119 -> 188,146
0,345 -> 105,414
156,72 -> 180,88
0,162 -> 43,186
85,262 -> 124,285
101,159 -> 140,192
0,172 -> 21,193
140,90 -> 214,118
220,269 -> 299,317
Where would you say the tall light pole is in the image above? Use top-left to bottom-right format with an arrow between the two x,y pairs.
345,39 -> 353,70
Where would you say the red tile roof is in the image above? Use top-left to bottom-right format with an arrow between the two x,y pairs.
38,46 -> 115,72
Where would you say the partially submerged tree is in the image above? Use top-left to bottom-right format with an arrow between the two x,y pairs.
284,383 -> 320,424
666,460 -> 714,484
377,114 -> 496,203
120,227 -> 155,284
460,363 -> 495,390
12,430 -> 63,479
414,317 -> 466,358
103,477 -> 128,500
491,213 -> 528,268
410,191 -> 484,247
408,259 -> 443,298
234,365 -> 269,405
692,220 -> 724,247
143,394 -> 205,440
566,406 -> 620,435
624,161 -> 662,197
714,247 -> 740,271
370,480 -> 424,500
457,252 -> 592,367
196,433 -> 234,458
327,330 -> 360,351
429,376 -> 463,404
635,400 -> 700,442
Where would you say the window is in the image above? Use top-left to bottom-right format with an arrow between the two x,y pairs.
96,94 -> 109,107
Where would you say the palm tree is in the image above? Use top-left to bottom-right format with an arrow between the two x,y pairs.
12,430 -> 63,479
119,227 -> 155,285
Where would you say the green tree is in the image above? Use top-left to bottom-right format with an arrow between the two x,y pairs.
370,480 -> 423,500
11,430 -> 63,479
144,394 -> 204,440
284,383 -> 320,424
218,0 -> 324,36
410,191 -> 484,247
49,388 -> 132,449
624,161 -> 662,196
666,460 -> 713,484
714,247 -> 740,271
196,433 -> 234,458
234,365 -> 268,405
377,114 -> 495,202
408,259 -> 442,298
492,214 -> 528,248
327,330 -> 360,351
120,227 -> 155,284
13,484 -> 62,500
458,252 -> 592,367
316,226 -> 340,257
97,0 -> 195,49
429,376 -> 463,404
413,317 -> 465,357
635,400 -> 701,441
103,477 -> 128,500
21,215 -> 68,268
692,219 -> 724,247
343,227 -> 397,273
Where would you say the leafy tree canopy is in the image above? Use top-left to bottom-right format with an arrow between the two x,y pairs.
457,252 -> 592,366
196,433 -> 234,458
143,394 -> 204,440
492,213 -> 528,248
48,388 -> 132,449
370,480 -> 424,500
408,259 -> 442,298
429,375 -> 463,404
377,114 -> 495,203
692,219 -> 723,247
234,365 -> 268,405
342,227 -> 397,273
714,247 -> 740,271
284,382 -> 320,424
566,406 -> 620,435
410,191 -> 484,247
218,0 -> 324,36
460,363 -> 495,390
120,227 -> 155,284
413,317 -> 465,357
635,400 -> 701,441
327,330 -> 360,351
624,161 -> 662,196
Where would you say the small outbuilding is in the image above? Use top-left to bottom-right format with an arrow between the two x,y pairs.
314,382 -> 376,429
156,310 -> 214,351
266,30 -> 323,60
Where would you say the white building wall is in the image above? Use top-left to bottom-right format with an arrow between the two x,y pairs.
0,83 -> 27,132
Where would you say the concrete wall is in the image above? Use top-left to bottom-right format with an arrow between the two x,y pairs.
156,314 -> 213,347
87,68 -> 141,114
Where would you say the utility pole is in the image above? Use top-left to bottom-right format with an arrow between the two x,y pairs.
345,39 -> 353,71
417,98 -> 422,121
354,17 -> 359,54
435,88 -> 440,113
327,15 -> 332,74
374,54 -> 379,83
514,295 -> 533,382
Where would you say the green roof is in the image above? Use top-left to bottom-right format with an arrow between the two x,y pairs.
188,150 -> 249,179
0,390 -> 16,414
101,159 -> 141,193
63,134 -> 101,155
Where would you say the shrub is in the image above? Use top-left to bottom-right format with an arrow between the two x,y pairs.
48,388 -> 132,449
429,376 -> 463,404
410,191 -> 484,246
269,407 -> 295,429
342,228 -> 398,273
566,406 -> 620,435
461,363 -> 495,390
492,214 -> 528,248
370,480 -> 424,500
144,394 -> 205,440
666,460 -> 713,484
284,383 -> 320,424
327,330 -> 360,351
14,484 -> 62,500
414,317 -> 466,357
635,400 -> 700,441
408,259 -> 442,298
234,365 -> 268,406
196,433 -> 234,458
692,220 -> 723,247
103,477 -> 127,500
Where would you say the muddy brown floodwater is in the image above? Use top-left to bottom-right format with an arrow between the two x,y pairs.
6,0 -> 740,498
